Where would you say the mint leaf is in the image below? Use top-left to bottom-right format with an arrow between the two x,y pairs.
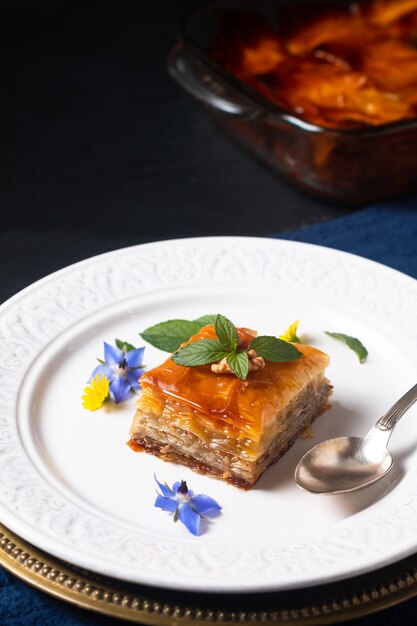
140,320 -> 203,352
249,336 -> 302,362
215,314 -> 238,351
194,314 -> 218,325
115,338 -> 136,354
325,331 -> 368,363
171,339 -> 228,366
226,351 -> 249,380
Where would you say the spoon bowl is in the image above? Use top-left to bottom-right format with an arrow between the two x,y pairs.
295,435 -> 393,494
295,383 -> 417,495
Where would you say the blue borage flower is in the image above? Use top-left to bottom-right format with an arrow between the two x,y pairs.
154,476 -> 221,536
89,342 -> 145,404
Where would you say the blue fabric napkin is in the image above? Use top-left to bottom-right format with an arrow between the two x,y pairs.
282,195 -> 417,280
1,197 -> 417,626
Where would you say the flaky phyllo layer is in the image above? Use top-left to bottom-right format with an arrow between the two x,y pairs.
129,325 -> 332,488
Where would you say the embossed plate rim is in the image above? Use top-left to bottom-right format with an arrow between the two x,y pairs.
3,521 -> 417,625
0,236 -> 417,593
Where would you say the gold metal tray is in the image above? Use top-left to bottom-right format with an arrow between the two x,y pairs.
2,522 -> 417,625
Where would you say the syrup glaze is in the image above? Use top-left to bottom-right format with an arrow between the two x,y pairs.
139,325 -> 329,430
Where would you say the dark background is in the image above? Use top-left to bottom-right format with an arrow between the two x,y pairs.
6,0 -> 357,304
7,1 -> 416,624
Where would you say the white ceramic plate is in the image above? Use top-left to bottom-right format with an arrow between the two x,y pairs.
1,237 -> 417,593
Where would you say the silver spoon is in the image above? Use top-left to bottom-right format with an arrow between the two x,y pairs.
295,383 -> 417,494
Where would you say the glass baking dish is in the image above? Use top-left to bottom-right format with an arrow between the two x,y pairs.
168,0 -> 417,204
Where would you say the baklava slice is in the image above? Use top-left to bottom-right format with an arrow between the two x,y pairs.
129,325 -> 332,489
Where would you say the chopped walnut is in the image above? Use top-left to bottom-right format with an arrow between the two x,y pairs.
247,349 -> 265,371
210,357 -> 231,374
211,349 -> 265,374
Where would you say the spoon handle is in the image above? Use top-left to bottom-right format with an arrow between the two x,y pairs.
377,383 -> 417,432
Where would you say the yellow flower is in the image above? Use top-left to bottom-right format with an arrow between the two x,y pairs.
279,320 -> 301,343
82,374 -> 110,411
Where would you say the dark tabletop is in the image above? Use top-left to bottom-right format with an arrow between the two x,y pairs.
5,0 -> 417,624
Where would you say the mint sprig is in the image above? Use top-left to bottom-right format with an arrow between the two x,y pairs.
249,336 -> 301,361
324,331 -> 368,363
215,314 -> 238,351
140,319 -> 205,352
171,339 -> 228,366
171,314 -> 302,380
194,314 -> 218,325
140,316 -> 218,352
226,351 -> 249,380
